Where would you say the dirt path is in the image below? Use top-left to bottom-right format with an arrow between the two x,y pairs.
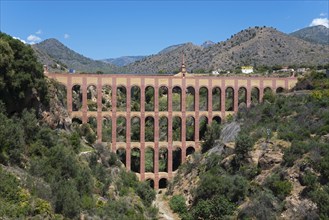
154,190 -> 180,220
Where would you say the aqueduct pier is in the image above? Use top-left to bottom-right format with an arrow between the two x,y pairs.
45,68 -> 297,189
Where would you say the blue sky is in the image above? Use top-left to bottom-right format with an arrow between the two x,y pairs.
1,1 -> 328,59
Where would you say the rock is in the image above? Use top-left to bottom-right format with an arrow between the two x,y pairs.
221,154 -> 235,170
258,150 -> 283,170
220,122 -> 241,143
281,196 -> 318,219
208,141 -> 225,156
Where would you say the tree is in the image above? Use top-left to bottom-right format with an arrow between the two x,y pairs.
235,133 -> 254,162
0,33 -> 48,114
201,121 -> 221,153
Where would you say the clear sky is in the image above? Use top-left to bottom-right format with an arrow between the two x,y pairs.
1,1 -> 328,59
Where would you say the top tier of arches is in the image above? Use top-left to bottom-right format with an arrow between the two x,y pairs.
64,73 -> 297,112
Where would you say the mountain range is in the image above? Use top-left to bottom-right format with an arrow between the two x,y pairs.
290,25 -> 329,45
31,25 -> 329,74
32,39 -> 119,73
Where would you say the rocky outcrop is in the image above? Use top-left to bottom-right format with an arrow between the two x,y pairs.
40,79 -> 70,129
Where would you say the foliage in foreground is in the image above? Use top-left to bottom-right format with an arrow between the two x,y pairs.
0,34 -> 157,219
169,71 -> 329,219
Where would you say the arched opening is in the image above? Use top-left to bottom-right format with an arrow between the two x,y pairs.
146,179 -> 154,188
131,148 -> 140,173
145,116 -> 154,142
212,87 -> 221,111
225,87 -> 234,111
102,117 -> 112,142
199,116 -> 208,140
186,86 -> 195,111
186,146 -> 195,156
159,116 -> 168,141
238,87 -> 247,107
173,147 -> 182,171
212,116 -> 221,125
131,86 -> 141,111
186,116 -> 195,141
159,86 -> 168,111
263,87 -> 274,102
145,147 -> 154,172
86,117 -> 97,144
71,117 -> 82,131
57,84 -> 67,109
276,87 -> 285,93
131,117 -> 140,142
172,86 -> 182,111
116,148 -> 126,166
116,86 -> 127,111
88,117 -> 97,134
159,178 -> 168,189
251,87 -> 260,104
87,85 -> 97,111
199,87 -> 208,111
116,116 -> 126,142
102,85 -> 112,111
159,147 -> 168,172
72,85 -> 82,111
173,116 -> 182,141
145,86 -> 155,111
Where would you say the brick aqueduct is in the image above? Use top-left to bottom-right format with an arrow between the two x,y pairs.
45,65 -> 297,189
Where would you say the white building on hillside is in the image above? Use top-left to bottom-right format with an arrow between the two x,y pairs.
241,66 -> 253,74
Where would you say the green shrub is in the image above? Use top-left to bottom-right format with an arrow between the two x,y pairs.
265,174 -> 292,200
283,141 -> 312,167
235,133 -> 254,163
136,182 -> 156,207
169,195 -> 187,214
192,196 -> 235,219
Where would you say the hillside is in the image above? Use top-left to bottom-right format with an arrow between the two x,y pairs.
166,71 -> 329,219
32,39 -> 119,73
101,55 -> 145,66
125,26 -> 329,74
290,25 -> 329,45
0,33 -> 157,219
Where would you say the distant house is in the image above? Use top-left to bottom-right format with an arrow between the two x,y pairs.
278,66 -> 294,73
241,66 -> 253,74
297,68 -> 307,73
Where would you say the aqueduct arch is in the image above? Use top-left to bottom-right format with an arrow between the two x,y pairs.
45,65 -> 297,189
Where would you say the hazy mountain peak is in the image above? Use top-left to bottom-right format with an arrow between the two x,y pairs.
201,40 -> 215,48
32,38 -> 118,73
290,25 -> 329,45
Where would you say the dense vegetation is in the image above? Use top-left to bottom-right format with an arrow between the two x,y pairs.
0,33 -> 157,219
168,70 -> 329,219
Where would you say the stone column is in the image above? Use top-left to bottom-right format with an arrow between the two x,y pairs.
208,79 -> 213,123
272,78 -> 277,93
82,77 -> 88,123
247,79 -> 251,108
67,75 -> 73,114
126,78 -> 131,171
181,77 -> 186,162
194,79 -> 200,149
97,76 -> 103,143
221,80 -> 226,120
259,79 -> 264,102
154,79 -> 159,183
111,78 -> 117,152
234,79 -> 239,113
140,78 -> 146,180
167,79 -> 173,179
